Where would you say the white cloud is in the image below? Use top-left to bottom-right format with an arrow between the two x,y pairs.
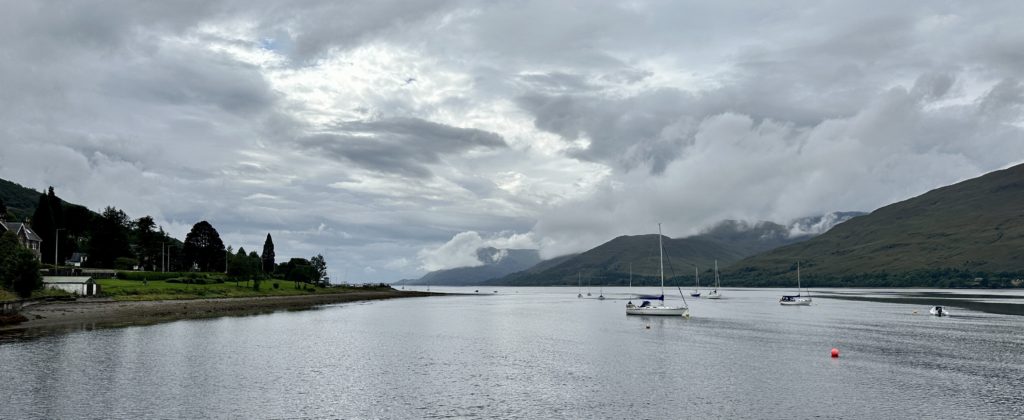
2,1 -> 1023,280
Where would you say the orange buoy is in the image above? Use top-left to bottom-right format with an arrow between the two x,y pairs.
831,348 -> 840,358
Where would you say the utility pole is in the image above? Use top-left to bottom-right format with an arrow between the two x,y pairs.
162,242 -> 166,273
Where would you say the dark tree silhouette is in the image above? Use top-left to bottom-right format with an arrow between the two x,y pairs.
30,190 -> 55,265
310,254 -> 328,286
0,232 -> 41,297
86,207 -> 133,268
261,233 -> 275,274
182,221 -> 226,272
134,216 -> 162,271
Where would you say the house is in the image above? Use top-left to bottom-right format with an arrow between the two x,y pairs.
0,218 -> 43,261
42,276 -> 99,296
65,252 -> 88,267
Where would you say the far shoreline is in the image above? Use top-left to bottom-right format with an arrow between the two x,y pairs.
0,289 -> 443,335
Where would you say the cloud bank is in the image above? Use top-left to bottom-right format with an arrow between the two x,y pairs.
1,1 -> 1023,279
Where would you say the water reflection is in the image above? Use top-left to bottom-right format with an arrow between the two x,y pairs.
1,288 -> 1022,419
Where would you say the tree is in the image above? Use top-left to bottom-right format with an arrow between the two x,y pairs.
30,190 -> 55,265
0,198 -> 9,221
134,216 -> 162,271
310,254 -> 328,286
0,232 -> 42,297
182,221 -> 226,272
261,233 -> 275,274
227,247 -> 256,283
86,207 -> 132,268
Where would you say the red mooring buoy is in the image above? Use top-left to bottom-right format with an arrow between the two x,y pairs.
831,348 -> 840,358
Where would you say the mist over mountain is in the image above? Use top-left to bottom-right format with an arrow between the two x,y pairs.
397,247 -> 541,286
727,163 -> 1024,287
490,212 -> 863,286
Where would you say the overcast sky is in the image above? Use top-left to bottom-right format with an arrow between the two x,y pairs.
2,1 -> 1022,281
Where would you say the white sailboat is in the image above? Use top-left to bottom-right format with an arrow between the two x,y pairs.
598,287 -> 605,300
779,262 -> 811,306
690,266 -> 701,297
626,224 -> 690,317
706,260 -> 722,299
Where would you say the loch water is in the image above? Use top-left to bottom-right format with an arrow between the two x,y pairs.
1,288 -> 1023,419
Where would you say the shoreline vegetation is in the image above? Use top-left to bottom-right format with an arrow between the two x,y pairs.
0,288 -> 438,333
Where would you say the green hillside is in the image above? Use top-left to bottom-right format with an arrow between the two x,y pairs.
491,217 -> 830,286
495,234 -> 751,286
0,178 -> 44,221
727,163 -> 1024,288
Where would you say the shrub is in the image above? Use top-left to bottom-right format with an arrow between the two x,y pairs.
117,272 -> 188,281
272,283 -> 279,289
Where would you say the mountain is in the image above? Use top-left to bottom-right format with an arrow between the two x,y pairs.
727,163 -> 1024,288
399,247 -> 541,286
0,177 -> 98,223
491,213 -> 863,287
0,178 -> 45,221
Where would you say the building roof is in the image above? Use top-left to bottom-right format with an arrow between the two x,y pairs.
42,276 -> 94,284
0,221 -> 42,242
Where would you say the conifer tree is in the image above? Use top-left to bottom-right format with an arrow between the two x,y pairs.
261,233 -> 275,274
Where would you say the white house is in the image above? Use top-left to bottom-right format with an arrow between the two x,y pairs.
42,276 -> 99,296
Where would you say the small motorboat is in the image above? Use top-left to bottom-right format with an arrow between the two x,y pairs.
929,306 -> 948,317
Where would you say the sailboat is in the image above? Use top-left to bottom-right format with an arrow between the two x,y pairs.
626,224 -> 690,317
598,287 -> 605,300
706,260 -> 722,299
779,262 -> 812,306
690,266 -> 701,297
577,272 -> 583,298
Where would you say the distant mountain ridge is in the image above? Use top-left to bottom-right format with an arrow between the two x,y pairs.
398,247 -> 541,286
490,212 -> 863,286
727,163 -> 1024,287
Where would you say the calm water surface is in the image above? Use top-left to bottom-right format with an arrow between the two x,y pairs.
2,288 -> 1023,419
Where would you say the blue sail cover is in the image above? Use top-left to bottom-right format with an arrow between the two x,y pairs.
635,294 -> 664,301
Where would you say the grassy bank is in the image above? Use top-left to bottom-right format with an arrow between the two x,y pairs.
96,278 -> 389,301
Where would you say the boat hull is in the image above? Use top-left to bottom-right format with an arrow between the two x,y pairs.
626,306 -> 689,316
706,292 -> 721,299
780,299 -> 811,306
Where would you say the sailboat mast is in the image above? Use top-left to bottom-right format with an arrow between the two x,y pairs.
658,223 -> 665,297
797,261 -> 801,295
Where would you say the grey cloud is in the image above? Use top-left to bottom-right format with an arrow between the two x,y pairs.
4,0 -> 1024,282
516,72 -> 599,93
517,89 -> 700,174
104,48 -> 277,115
977,79 -> 1024,119
299,117 -> 507,178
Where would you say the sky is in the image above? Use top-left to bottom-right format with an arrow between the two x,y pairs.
1,1 -> 1023,282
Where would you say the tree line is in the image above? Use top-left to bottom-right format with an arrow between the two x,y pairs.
0,187 -> 330,298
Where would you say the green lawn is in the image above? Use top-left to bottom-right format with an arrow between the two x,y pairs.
0,289 -> 16,301
95,278 -> 382,301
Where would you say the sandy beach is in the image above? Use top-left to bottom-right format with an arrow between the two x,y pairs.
0,290 -> 437,333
